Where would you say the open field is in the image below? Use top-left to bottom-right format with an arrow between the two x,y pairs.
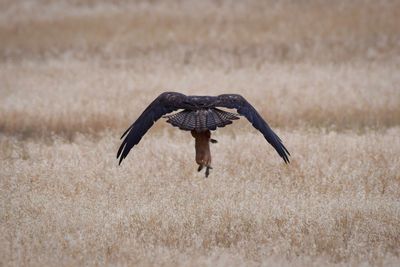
1,1 -> 400,266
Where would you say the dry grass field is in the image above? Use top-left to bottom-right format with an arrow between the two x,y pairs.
1,0 -> 400,266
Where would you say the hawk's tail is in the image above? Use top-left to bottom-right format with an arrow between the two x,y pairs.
164,108 -> 240,132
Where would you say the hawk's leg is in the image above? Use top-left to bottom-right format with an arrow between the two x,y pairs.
197,165 -> 204,172
205,166 -> 212,178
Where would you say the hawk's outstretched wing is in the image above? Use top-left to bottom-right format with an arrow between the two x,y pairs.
117,92 -> 187,165
216,94 -> 290,163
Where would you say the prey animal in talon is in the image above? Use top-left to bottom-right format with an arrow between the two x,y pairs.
191,130 -> 213,177
117,92 -> 291,177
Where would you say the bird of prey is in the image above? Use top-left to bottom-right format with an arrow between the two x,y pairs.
117,92 -> 290,177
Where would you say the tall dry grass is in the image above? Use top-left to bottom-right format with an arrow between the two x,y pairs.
1,61 -> 399,139
1,0 -> 400,266
1,130 -> 400,266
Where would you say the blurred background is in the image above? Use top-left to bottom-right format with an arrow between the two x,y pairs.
1,0 -> 399,63
1,0 -> 399,138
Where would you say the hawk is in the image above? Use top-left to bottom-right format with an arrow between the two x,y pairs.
117,92 -> 290,177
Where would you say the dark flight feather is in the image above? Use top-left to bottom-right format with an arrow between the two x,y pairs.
116,92 -> 187,164
216,94 -> 291,163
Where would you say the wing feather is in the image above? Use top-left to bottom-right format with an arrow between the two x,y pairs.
216,94 -> 290,163
117,92 -> 187,165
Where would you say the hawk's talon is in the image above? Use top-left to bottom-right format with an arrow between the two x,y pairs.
205,166 -> 212,178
